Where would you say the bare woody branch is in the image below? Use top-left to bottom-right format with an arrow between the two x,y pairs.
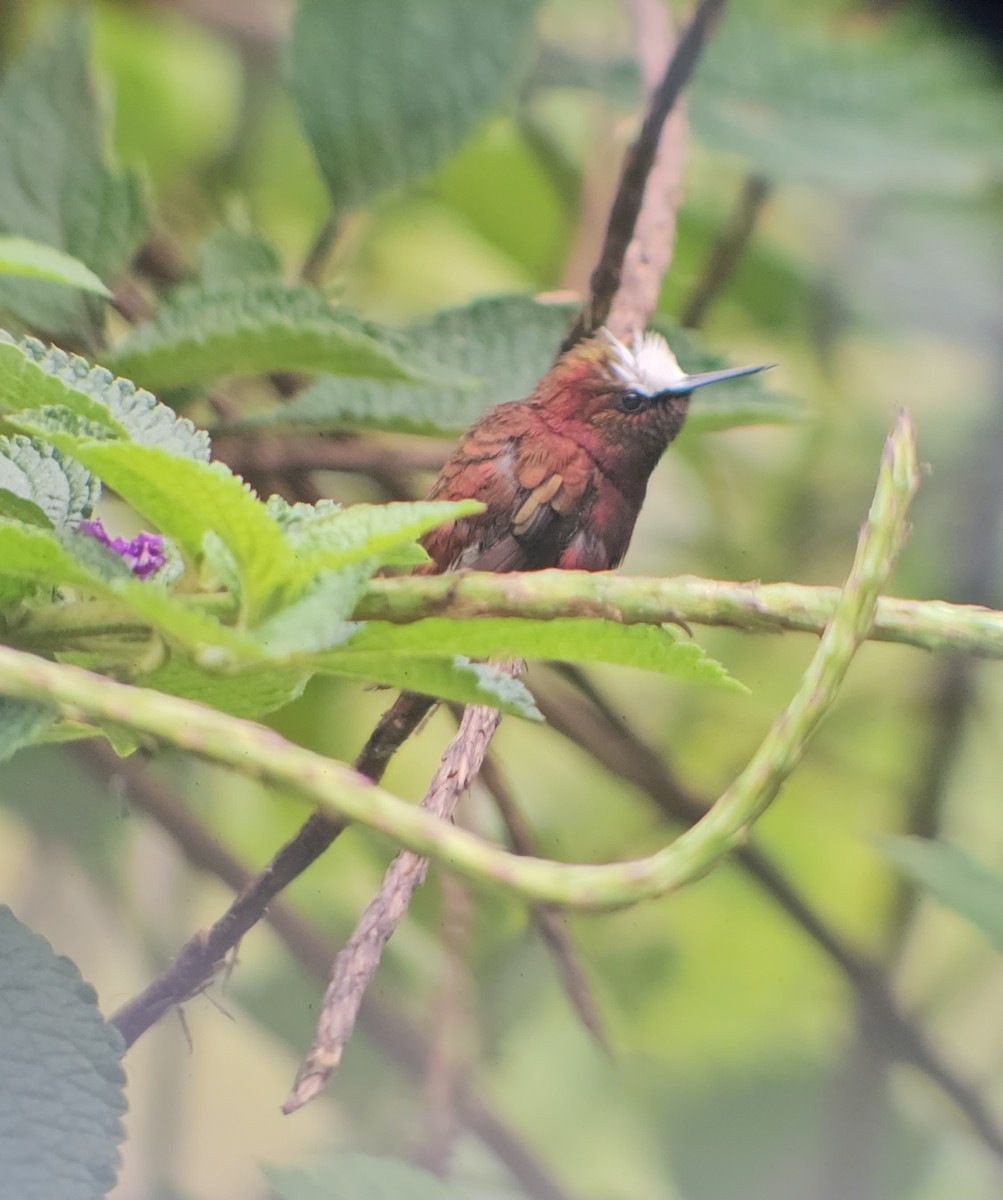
562,0 -> 727,349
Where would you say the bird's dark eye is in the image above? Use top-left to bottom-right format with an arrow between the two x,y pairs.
619,390 -> 645,414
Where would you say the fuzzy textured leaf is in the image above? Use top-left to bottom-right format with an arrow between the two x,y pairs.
25,436 -> 292,620
0,17 -> 146,339
0,435 -> 99,530
268,496 -> 482,591
0,237 -> 110,296
107,280 -> 448,393
0,907 -> 126,1199
289,0 -> 540,210
0,333 -> 210,461
233,295 -> 791,437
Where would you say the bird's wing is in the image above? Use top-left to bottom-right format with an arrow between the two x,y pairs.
422,406 -> 596,574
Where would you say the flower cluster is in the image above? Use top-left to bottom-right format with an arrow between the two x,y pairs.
79,520 -> 166,581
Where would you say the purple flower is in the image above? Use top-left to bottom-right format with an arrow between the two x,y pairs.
79,519 -> 166,580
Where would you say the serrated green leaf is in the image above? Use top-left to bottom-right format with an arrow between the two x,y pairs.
252,567 -> 370,658
876,837 -> 1003,955
265,1153 -> 466,1200
197,227 -> 283,289
106,280 -> 451,393
0,16 -> 146,339
230,295 -> 792,437
327,618 -> 743,690
691,15 -> 1003,195
0,907 -> 126,1199
0,435 -> 99,530
289,0 -> 540,211
0,697 -> 54,764
320,653 -> 541,718
21,437 -> 291,620
0,332 -> 211,461
0,489 -> 51,528
269,496 -> 482,591
0,520 -> 127,592
0,237 -> 110,297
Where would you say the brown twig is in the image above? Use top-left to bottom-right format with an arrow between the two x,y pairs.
605,0 -> 687,340
76,740 -> 578,1200
679,173 -> 772,329
479,751 -> 611,1055
283,698 -> 504,1112
111,690 -> 434,1047
562,0 -> 727,349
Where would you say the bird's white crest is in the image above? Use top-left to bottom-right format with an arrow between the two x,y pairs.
600,328 -> 687,396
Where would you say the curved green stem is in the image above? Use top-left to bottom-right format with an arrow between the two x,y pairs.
0,416 -> 918,910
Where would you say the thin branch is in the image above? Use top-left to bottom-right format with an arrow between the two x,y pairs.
76,741 -> 579,1200
284,699 -> 504,1112
605,0 -> 687,339
679,173 -> 772,329
563,0 -> 727,348
0,414 -> 917,914
111,690 -> 434,1047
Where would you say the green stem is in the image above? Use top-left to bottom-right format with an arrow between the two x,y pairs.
0,416 -> 918,910
12,568 -> 1003,660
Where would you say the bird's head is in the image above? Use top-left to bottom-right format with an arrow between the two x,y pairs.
538,328 -> 768,463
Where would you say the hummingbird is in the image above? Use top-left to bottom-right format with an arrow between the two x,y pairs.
421,327 -> 768,575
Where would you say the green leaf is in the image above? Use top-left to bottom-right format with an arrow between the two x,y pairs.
0,907 -> 126,1199
328,618 -> 743,690
691,15 -> 1003,195
230,295 -> 793,437
0,697 -> 54,763
252,569 -> 368,658
106,280 -> 451,393
288,0 -> 540,210
265,1153 -> 466,1200
876,837 -> 1003,954
0,435 -> 100,530
0,237 -> 110,296
0,332 -> 211,461
0,16 -> 147,339
141,658 -> 311,720
197,227 -> 283,289
319,654 -> 541,718
20,436 -> 292,620
0,520 -> 127,593
268,495 -> 482,591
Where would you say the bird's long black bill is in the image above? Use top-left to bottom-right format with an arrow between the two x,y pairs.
663,363 -> 773,394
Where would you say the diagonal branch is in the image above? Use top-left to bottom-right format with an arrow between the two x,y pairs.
284,699 -> 504,1112
563,0 -> 727,348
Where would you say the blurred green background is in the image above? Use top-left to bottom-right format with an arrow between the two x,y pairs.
1,0 -> 1002,1197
